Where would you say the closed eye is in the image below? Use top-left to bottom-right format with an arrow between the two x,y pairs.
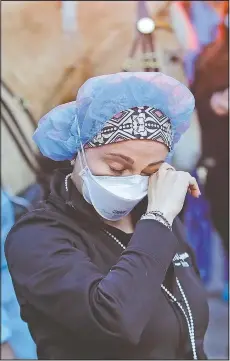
109,166 -> 124,175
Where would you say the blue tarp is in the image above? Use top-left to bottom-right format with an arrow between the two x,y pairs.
1,189 -> 37,359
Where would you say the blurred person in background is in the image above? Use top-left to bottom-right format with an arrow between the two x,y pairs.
5,73 -> 209,360
168,1 -> 226,179
191,8 -> 229,299
170,1 -> 227,85
1,190 -> 37,359
169,1 -> 227,218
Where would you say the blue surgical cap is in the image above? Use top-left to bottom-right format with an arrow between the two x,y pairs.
33,72 -> 195,161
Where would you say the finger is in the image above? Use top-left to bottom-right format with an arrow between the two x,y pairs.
148,171 -> 158,186
158,164 -> 175,179
160,162 -> 175,171
157,167 -> 174,180
188,176 -> 201,198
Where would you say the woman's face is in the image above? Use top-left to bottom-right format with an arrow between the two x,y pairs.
72,139 -> 168,185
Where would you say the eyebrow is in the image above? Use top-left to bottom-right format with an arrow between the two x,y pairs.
105,153 -> 134,164
106,153 -> 164,167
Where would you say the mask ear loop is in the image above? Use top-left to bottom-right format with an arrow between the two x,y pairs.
76,117 -> 90,174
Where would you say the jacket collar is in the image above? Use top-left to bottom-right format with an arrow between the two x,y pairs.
48,168 -> 103,227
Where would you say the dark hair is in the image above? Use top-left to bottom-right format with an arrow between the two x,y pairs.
36,153 -> 70,199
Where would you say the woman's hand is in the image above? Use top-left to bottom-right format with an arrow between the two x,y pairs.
210,88 -> 229,116
147,163 -> 200,225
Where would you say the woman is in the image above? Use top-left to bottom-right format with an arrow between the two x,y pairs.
5,72 -> 209,360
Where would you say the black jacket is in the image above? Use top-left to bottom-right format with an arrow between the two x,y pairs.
5,169 -> 209,359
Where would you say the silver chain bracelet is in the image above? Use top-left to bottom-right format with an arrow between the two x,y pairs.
141,211 -> 172,231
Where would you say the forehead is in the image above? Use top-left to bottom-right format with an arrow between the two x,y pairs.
85,139 -> 168,162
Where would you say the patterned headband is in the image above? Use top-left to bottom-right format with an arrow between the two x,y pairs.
85,106 -> 173,151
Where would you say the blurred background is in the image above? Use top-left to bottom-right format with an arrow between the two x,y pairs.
1,1 -> 229,359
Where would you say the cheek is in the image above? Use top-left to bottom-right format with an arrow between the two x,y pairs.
88,161 -> 110,176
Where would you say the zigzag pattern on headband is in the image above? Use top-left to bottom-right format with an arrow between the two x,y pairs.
85,106 -> 173,150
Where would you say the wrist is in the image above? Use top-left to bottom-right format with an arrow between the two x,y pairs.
141,211 -> 173,230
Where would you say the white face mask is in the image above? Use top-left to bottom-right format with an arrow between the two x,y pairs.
77,144 -> 149,221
